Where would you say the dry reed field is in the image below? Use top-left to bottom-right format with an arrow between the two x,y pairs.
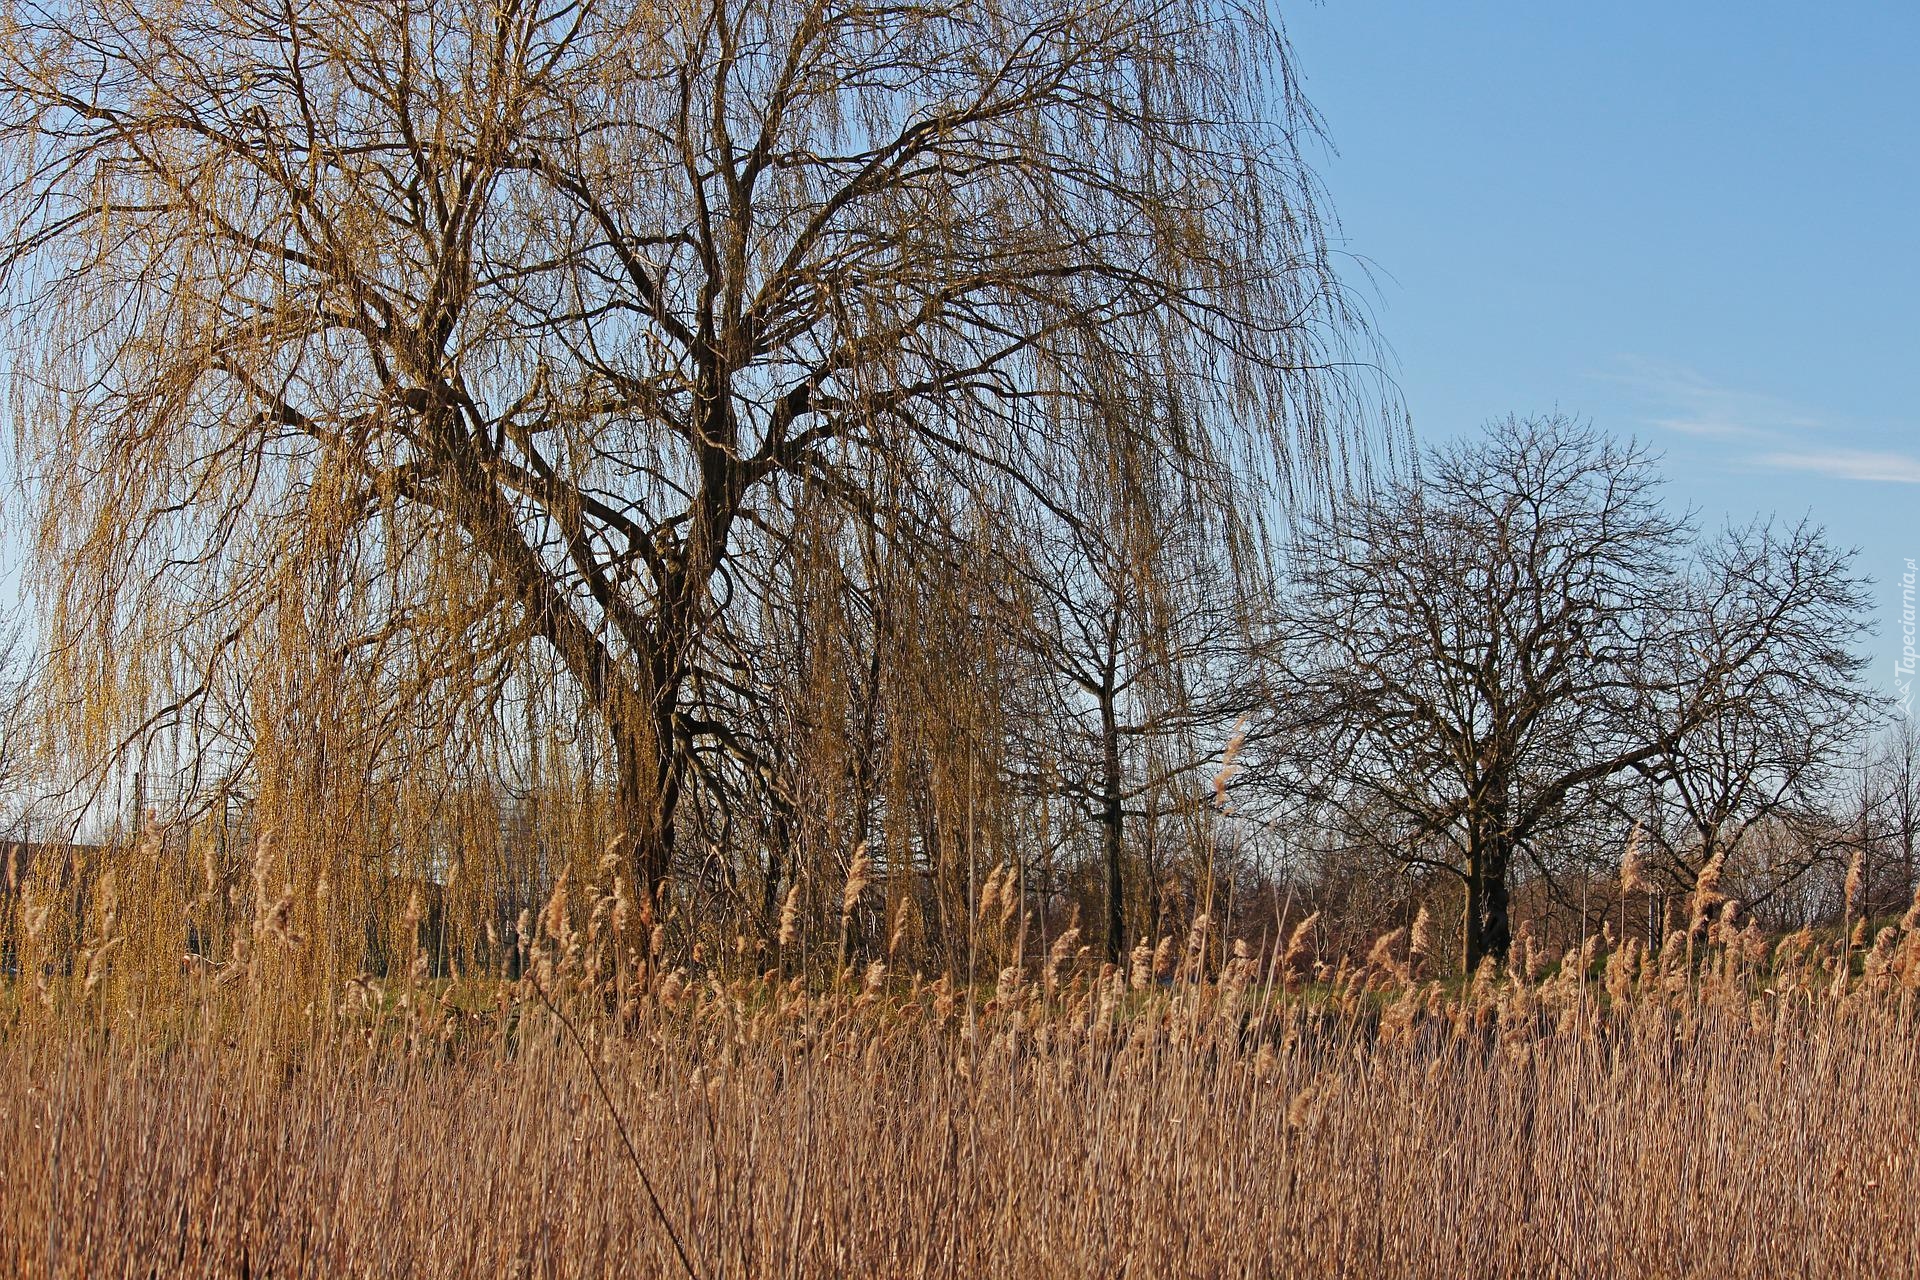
6,872 -> 1920,1279
0,0 -> 1910,1275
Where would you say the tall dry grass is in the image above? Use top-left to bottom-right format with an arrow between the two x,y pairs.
5,844 -> 1920,1277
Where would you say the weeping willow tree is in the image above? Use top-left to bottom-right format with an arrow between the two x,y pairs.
0,0 -> 1384,922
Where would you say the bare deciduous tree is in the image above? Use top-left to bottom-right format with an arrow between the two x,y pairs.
1628,519 -> 1872,914
1004,476 -> 1267,961
1263,416 -> 1871,969
1871,720 -> 1920,915
0,0 -> 1381,897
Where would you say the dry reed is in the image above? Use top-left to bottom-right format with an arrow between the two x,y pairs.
4,841 -> 1920,1278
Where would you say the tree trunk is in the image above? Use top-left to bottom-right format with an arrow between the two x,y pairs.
1462,855 -> 1483,977
611,696 -> 682,906
1462,835 -> 1514,974
1462,763 -> 1517,973
1100,680 -> 1125,965
1480,844 -> 1513,962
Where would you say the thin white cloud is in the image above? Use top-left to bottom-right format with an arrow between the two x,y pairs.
1602,358 -> 1920,484
1647,414 -> 1765,442
1757,449 -> 1920,484
1604,358 -> 1825,444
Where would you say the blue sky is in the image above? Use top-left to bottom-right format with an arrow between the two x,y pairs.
1284,2 -> 1918,690
3,6 -> 1913,687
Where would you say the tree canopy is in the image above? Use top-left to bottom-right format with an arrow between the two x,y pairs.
0,0 -> 1384,906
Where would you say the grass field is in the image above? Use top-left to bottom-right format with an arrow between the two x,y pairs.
5,911 -> 1919,1279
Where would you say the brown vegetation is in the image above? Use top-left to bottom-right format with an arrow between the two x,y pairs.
3,841 -> 1919,1278
0,1 -> 1912,1273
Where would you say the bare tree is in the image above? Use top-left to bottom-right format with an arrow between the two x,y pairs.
0,0 -> 1382,898
1628,519 -> 1872,915
1263,416 -> 1870,970
1874,720 -> 1920,914
1003,473 -> 1268,962
1833,720 -> 1920,925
